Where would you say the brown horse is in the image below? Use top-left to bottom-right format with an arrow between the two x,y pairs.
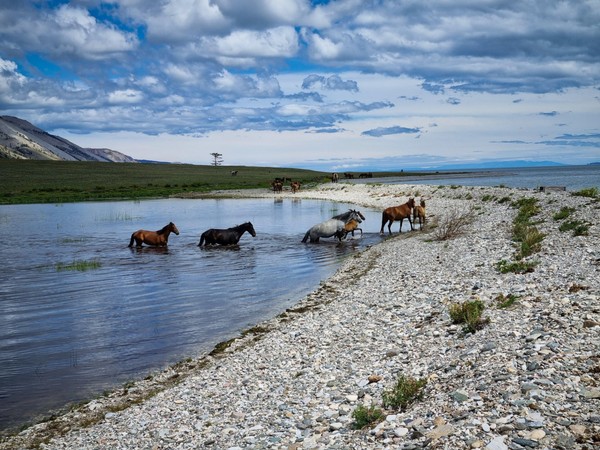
342,218 -> 363,239
128,222 -> 180,247
291,181 -> 301,193
380,198 -> 415,234
413,199 -> 426,229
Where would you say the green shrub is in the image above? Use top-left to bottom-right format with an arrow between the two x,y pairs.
496,259 -> 538,274
573,187 -> 598,198
553,207 -> 575,221
559,220 -> 590,236
448,299 -> 488,333
382,375 -> 427,411
351,404 -> 385,429
516,228 -> 545,259
495,293 -> 519,309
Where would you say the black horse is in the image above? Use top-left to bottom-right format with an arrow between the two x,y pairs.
198,222 -> 256,246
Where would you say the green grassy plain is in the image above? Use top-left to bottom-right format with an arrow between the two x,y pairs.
0,160 -> 332,204
0,160 -> 431,204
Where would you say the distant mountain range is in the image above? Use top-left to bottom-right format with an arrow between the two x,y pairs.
0,116 -> 136,162
415,160 -> 567,171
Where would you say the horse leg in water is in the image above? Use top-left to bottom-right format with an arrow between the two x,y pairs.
128,232 -> 142,247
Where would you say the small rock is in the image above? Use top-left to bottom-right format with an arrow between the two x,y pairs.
485,435 -> 508,450
451,390 -> 470,402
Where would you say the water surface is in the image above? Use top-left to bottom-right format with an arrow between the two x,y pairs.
0,198 -> 385,430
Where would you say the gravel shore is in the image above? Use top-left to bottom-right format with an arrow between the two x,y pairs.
3,183 -> 599,450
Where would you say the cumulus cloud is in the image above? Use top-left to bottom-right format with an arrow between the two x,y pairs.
0,4 -> 138,62
0,0 -> 598,169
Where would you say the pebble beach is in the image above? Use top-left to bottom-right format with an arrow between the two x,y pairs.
2,182 -> 599,450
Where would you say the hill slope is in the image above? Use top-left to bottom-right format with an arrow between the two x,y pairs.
0,116 -> 136,162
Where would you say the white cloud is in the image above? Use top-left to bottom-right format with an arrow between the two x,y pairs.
0,0 -> 598,169
107,89 -> 144,104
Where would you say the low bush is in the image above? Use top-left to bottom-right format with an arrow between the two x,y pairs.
351,404 -> 385,429
431,206 -> 475,241
496,259 -> 537,274
382,375 -> 427,411
553,206 -> 575,221
448,299 -> 488,333
573,187 -> 598,199
559,220 -> 590,236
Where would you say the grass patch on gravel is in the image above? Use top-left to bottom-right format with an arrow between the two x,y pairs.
495,293 -> 519,309
559,219 -> 590,236
448,299 -> 488,333
572,187 -> 598,199
382,375 -> 427,411
351,404 -> 385,429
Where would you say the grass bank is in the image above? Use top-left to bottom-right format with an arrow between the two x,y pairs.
0,160 -> 433,205
0,160 -> 329,204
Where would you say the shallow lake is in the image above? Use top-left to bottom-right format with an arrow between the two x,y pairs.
0,197 -> 388,430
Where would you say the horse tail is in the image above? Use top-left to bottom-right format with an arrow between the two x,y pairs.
301,229 -> 310,243
198,233 -> 205,246
128,233 -> 135,247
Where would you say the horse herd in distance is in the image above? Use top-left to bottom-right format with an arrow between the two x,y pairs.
126,196 -> 426,248
268,172 -> 374,193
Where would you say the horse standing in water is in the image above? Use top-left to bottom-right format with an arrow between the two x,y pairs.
380,198 -> 415,234
302,209 -> 364,243
198,222 -> 256,246
128,222 -> 179,247
302,219 -> 346,243
342,219 -> 363,239
333,209 -> 366,223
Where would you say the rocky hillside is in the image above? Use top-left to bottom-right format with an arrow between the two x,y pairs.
0,116 -> 136,162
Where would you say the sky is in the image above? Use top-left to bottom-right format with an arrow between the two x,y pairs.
0,0 -> 599,171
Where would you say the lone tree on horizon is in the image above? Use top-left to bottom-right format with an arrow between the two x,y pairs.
210,152 -> 223,166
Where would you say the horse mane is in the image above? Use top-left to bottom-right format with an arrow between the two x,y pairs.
157,223 -> 172,235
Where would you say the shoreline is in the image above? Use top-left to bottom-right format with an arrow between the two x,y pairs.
2,183 -> 599,450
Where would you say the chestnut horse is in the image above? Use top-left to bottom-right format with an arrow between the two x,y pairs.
413,199 -> 426,229
198,222 -> 256,246
380,198 -> 415,234
129,222 -> 179,247
342,218 -> 363,239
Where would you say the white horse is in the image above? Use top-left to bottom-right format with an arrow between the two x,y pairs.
302,219 -> 346,243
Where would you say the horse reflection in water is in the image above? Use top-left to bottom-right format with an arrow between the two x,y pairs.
302,209 -> 365,243
128,222 -> 179,247
198,222 -> 257,246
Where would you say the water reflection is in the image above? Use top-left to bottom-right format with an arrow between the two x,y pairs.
0,198 -> 382,431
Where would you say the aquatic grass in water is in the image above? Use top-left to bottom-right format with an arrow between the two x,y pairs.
95,212 -> 139,222
55,260 -> 101,272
